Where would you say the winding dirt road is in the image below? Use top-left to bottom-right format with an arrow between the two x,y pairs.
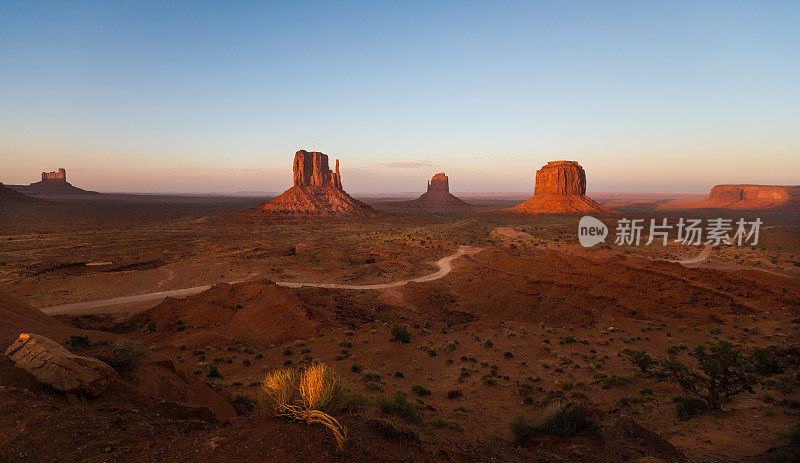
41,246 -> 482,315
673,244 -> 714,266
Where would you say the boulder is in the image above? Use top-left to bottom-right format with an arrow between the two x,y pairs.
510,160 -> 613,214
260,150 -> 377,215
4,333 -> 116,396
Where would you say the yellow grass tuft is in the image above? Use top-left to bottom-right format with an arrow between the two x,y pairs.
262,368 -> 298,412
262,364 -> 347,452
299,363 -> 344,412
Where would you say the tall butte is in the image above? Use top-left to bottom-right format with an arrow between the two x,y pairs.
510,160 -> 613,214
260,150 -> 376,215
8,168 -> 99,197
400,173 -> 472,209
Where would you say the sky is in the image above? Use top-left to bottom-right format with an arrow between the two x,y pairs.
1,1 -> 799,195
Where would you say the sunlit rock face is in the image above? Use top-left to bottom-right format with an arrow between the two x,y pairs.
261,150 -> 377,215
510,160 -> 613,214
690,184 -> 800,209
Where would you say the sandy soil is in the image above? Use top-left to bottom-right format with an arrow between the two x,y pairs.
1,196 -> 798,462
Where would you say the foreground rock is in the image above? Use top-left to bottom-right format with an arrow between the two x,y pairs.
260,150 -> 377,215
509,160 -> 613,214
398,173 -> 473,209
8,168 -> 100,197
687,184 -> 800,209
4,333 -> 116,396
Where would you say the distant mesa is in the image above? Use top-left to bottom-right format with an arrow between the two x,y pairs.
8,168 -> 100,197
259,150 -> 377,215
509,160 -> 613,214
398,173 -> 473,209
686,184 -> 800,210
0,182 -> 39,203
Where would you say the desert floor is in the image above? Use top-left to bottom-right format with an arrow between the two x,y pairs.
0,194 -> 798,462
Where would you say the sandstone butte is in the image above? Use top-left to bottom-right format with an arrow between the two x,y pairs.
260,150 -> 377,215
8,168 -> 99,196
686,184 -> 800,210
400,172 -> 473,209
509,160 -> 613,214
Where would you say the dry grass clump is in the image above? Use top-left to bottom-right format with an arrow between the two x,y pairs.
263,363 -> 347,451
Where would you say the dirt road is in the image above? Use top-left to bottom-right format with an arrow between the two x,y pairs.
41,246 -> 482,315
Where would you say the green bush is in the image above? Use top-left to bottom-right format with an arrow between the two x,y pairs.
411,385 -> 431,396
390,324 -> 411,343
341,392 -> 370,411
66,335 -> 92,350
622,348 -> 657,374
673,395 -> 708,420
376,391 -> 422,423
103,340 -> 147,372
233,394 -> 257,410
660,341 -> 756,410
751,348 -> 783,375
511,403 -> 600,445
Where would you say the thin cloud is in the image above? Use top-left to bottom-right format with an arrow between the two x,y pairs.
370,160 -> 437,169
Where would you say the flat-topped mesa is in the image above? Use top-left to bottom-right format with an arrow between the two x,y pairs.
687,184 -> 800,209
428,173 -> 449,192
292,150 -> 342,189
42,168 -> 67,183
7,167 -> 99,196
260,149 -> 377,215
534,161 -> 586,195
510,160 -> 613,214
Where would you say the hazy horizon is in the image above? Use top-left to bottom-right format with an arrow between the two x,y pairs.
2,1 -> 799,194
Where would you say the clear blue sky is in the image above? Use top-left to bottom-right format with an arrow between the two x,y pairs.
1,1 -> 798,194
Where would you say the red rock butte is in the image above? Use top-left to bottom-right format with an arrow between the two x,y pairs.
260,150 -> 377,215
399,173 -> 473,209
8,168 -> 99,196
687,184 -> 800,210
510,160 -> 613,214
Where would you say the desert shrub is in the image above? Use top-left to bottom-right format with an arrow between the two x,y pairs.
66,335 -> 92,350
375,391 -> 422,424
602,375 -> 635,389
622,348 -> 657,374
366,382 -> 383,391
207,365 -> 222,378
104,340 -> 147,372
660,341 -> 756,411
411,385 -> 431,396
261,368 -> 298,409
341,392 -> 370,411
233,394 -> 257,410
298,363 -> 344,411
503,351 -> 514,358
673,395 -> 708,420
282,346 -> 293,356
262,364 -> 347,451
430,417 -> 463,431
390,324 -> 411,343
511,402 -> 600,445
362,370 -> 381,382
751,348 -> 783,375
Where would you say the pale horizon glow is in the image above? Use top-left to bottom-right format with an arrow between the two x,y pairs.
1,1 -> 799,195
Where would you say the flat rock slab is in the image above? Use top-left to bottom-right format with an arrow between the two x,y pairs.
4,333 -> 116,396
